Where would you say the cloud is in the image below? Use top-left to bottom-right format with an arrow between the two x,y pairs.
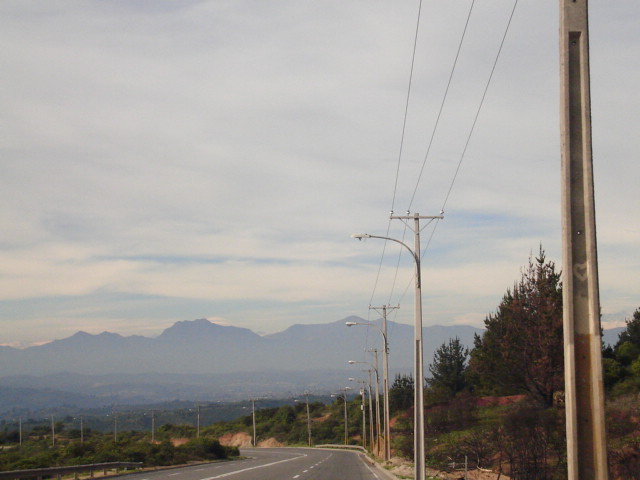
0,0 -> 638,345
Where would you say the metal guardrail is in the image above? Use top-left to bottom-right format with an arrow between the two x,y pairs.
0,462 -> 143,480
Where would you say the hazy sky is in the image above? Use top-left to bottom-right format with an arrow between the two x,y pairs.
1,1 -> 638,346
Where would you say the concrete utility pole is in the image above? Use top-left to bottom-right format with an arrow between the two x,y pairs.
353,212 -> 442,480
50,416 -> 55,447
305,391 -> 312,447
367,369 -> 375,450
197,404 -> 201,438
360,389 -> 367,449
364,349 -> 382,454
370,304 -> 398,461
559,1 -> 608,479
389,212 -> 442,480
251,399 -> 257,447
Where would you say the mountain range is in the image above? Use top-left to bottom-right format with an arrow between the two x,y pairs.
0,318 -> 624,414
0,317 -> 486,377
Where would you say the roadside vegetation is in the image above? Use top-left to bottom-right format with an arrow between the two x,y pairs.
0,424 -> 238,472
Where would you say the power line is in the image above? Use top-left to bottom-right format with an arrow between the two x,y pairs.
390,0 -> 424,216
379,0 -> 476,308
374,0 -> 475,310
440,0 -> 520,212
367,0 -> 424,310
408,0 -> 477,210
360,1 -> 520,340
382,1 -> 520,316
393,0 -> 520,314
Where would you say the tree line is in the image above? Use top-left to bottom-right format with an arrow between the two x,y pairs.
388,247 -> 640,479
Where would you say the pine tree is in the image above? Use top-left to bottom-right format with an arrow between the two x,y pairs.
427,337 -> 469,400
389,374 -> 414,413
467,247 -> 564,407
615,307 -> 640,356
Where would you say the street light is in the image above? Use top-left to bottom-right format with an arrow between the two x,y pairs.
251,399 -> 257,447
143,410 -> 155,443
151,410 -> 155,443
349,378 -> 369,450
73,415 -> 84,444
42,416 -> 55,446
108,409 -> 118,443
295,391 -> 313,447
353,370 -> 375,450
188,405 -> 202,438
332,387 -> 352,445
352,212 -> 442,480
49,416 -> 55,447
347,318 -> 392,461
304,391 -> 312,447
349,359 -> 381,455
196,405 -> 201,438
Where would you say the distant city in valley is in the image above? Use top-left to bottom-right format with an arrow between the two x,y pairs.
0,317 -> 624,419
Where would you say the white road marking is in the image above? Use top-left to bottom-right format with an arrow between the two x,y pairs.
200,453 -> 307,479
362,460 -> 379,479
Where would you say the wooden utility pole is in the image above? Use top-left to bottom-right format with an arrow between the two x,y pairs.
559,1 -> 608,479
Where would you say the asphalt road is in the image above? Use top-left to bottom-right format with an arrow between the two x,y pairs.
122,448 -> 386,480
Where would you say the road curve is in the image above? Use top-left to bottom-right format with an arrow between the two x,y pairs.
121,447 -> 386,480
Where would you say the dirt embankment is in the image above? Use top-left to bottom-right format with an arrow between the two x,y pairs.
218,432 -> 283,448
219,432 -> 252,448
386,457 -> 511,480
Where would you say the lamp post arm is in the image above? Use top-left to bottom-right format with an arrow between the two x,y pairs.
353,233 -> 419,266
352,233 -> 421,289
347,321 -> 388,350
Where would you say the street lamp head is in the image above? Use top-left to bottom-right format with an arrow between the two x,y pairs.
348,360 -> 356,364
345,322 -> 357,327
351,233 -> 371,241
348,377 -> 355,382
